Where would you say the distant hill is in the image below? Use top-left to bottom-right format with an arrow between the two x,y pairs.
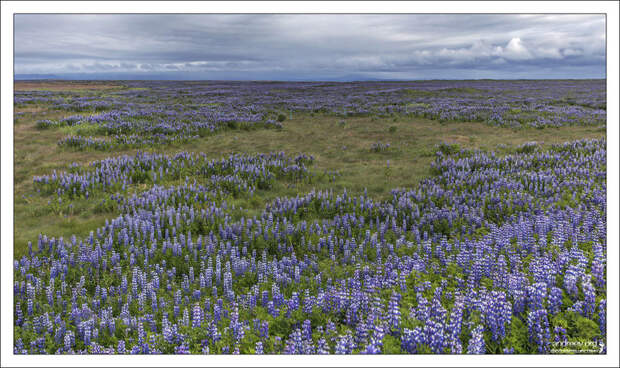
13,72 -> 605,82
14,74 -> 60,80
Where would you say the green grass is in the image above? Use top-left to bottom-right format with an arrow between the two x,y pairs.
13,103 -> 606,257
58,123 -> 102,136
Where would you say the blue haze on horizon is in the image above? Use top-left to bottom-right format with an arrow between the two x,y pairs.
14,14 -> 606,81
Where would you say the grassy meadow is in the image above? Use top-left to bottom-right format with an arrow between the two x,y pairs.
13,81 -> 605,257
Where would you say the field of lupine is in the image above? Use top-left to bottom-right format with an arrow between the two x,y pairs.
13,80 -> 606,355
17,80 -> 606,152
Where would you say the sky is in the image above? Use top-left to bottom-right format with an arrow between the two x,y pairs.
14,14 -> 606,80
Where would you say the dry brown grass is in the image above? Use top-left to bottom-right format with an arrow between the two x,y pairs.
442,134 -> 472,145
14,81 -> 122,91
14,106 -> 47,114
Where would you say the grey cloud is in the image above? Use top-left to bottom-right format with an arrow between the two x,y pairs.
14,14 -> 605,79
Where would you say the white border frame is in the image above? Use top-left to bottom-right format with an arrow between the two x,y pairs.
1,2 -> 618,367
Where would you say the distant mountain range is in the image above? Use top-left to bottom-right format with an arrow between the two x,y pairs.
14,73 -> 604,82
14,72 -> 403,82
14,74 -> 61,80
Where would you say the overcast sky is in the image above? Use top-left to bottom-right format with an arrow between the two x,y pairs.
14,14 -> 606,80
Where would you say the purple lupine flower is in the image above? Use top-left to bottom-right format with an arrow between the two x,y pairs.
553,326 -> 568,342
481,291 -> 511,341
255,341 -> 264,354
401,327 -> 425,353
467,325 -> 485,354
582,277 -> 596,318
284,329 -> 304,354
526,282 -> 547,311
259,320 -> 269,339
267,301 -> 279,318
191,304 -> 203,328
424,320 -> 446,353
355,321 -> 368,346
387,291 -> 401,335
548,287 -> 563,315
175,343 -> 190,354
334,333 -> 355,354
117,340 -> 126,354
302,319 -> 312,341
527,309 -> 550,353
316,337 -> 330,354
64,331 -> 74,351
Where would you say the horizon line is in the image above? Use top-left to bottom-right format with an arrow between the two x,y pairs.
14,77 -> 607,82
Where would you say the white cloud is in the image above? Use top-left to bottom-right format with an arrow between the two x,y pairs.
500,38 -> 533,60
